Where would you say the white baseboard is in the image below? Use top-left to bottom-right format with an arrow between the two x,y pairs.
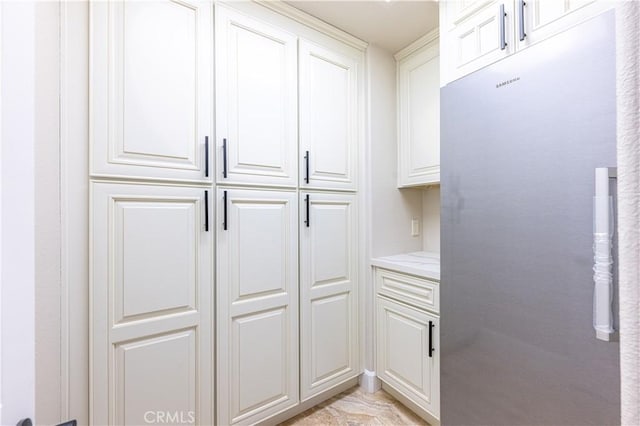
359,369 -> 381,393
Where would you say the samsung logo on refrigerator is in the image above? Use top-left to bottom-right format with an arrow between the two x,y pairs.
496,77 -> 520,88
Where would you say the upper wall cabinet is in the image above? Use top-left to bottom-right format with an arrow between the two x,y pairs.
299,40 -> 360,191
215,5 -> 298,188
396,32 -> 440,188
91,0 -> 212,182
440,0 -> 615,85
516,0 -> 611,49
441,1 -> 514,85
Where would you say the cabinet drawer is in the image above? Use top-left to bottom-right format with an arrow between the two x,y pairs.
375,268 -> 439,314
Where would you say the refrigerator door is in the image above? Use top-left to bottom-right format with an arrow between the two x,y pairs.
441,10 -> 619,426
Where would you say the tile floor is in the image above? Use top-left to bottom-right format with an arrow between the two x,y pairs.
280,387 -> 429,425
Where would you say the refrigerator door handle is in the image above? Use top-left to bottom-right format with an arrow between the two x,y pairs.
593,167 -> 617,341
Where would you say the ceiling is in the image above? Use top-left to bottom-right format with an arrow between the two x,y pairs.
285,0 -> 439,53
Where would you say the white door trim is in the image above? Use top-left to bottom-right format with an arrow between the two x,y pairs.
60,1 -> 89,423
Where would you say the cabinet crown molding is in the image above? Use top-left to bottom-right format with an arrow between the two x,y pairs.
251,0 -> 369,51
394,27 -> 439,61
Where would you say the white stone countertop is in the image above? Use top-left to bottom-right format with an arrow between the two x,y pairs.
371,251 -> 440,281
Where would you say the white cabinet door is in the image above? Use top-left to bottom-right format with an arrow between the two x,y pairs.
377,296 -> 440,420
397,41 -> 440,187
215,5 -> 298,188
217,188 -> 299,425
516,0 -> 611,49
91,0 -> 212,182
445,1 -> 515,82
91,182 -> 213,426
300,192 -> 359,400
442,0 -> 497,31
299,40 -> 359,191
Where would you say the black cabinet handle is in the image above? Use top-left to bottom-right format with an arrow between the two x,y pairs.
500,4 -> 507,51
518,0 -> 526,42
428,321 -> 435,358
304,194 -> 310,227
204,190 -> 209,232
222,138 -> 228,178
223,190 -> 228,230
304,150 -> 309,184
205,136 -> 209,177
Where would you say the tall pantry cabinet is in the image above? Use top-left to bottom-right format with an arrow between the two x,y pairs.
215,3 -> 364,424
90,1 -> 365,425
89,1 -> 214,425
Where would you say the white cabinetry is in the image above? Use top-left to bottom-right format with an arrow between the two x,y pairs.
445,2 -> 514,83
299,40 -> 359,191
90,1 -> 215,424
91,0 -> 212,182
91,1 -> 364,425
91,182 -> 213,425
213,2 -> 364,423
396,32 -> 440,187
440,0 -> 615,85
215,5 -> 298,187
300,192 -> 359,400
375,267 -> 440,423
377,297 -> 440,420
216,188 -> 299,425
516,0 -> 611,49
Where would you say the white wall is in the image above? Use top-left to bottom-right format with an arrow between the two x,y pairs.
369,44 -> 422,259
422,186 -> 440,253
366,43 -> 422,375
34,2 -> 61,424
1,1 -> 36,423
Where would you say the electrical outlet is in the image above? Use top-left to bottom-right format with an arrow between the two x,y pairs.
411,219 -> 420,237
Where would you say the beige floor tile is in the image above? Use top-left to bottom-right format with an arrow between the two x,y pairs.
280,387 -> 429,426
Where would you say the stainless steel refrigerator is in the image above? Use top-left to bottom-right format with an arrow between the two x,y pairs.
440,10 -> 620,426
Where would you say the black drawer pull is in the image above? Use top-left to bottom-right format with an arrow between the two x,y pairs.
204,190 -> 209,232
223,190 -> 228,230
222,138 -> 228,178
428,320 -> 435,358
205,136 -> 209,177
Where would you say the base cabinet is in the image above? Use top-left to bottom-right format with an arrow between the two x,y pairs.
376,296 -> 440,421
216,188 -> 299,425
300,192 -> 359,400
91,182 -> 213,426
